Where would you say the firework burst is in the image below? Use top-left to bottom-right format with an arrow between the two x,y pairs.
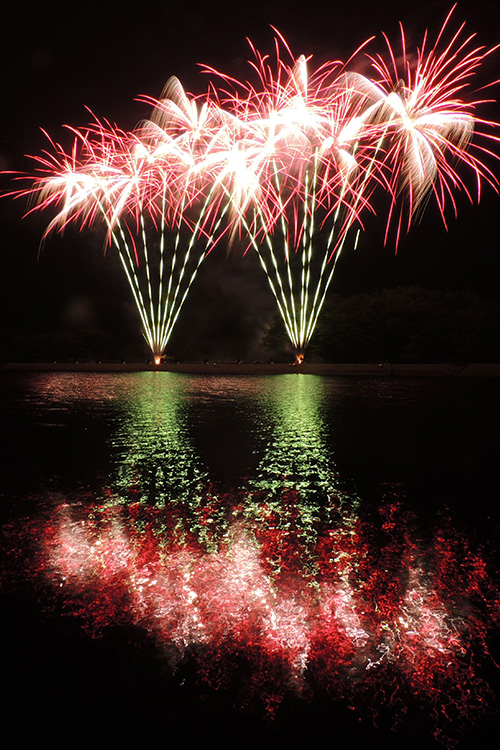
363,6 -> 500,242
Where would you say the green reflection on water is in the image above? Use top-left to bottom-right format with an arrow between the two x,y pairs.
240,375 -> 359,583
249,375 -> 336,499
107,372 -> 208,506
101,373 -> 359,562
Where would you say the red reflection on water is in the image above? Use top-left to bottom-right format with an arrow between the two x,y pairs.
3,490 -> 499,745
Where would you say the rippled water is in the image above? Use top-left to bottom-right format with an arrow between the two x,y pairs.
1,371 -> 499,748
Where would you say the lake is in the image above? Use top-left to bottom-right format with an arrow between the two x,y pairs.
1,370 -> 499,748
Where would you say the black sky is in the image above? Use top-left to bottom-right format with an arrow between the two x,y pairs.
1,0 -> 499,360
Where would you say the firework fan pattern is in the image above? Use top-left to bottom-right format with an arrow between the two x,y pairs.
10,8 -> 499,362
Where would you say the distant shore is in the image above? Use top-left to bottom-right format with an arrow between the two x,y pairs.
3,362 -> 500,377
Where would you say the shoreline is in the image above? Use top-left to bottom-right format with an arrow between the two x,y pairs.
2,362 -> 500,377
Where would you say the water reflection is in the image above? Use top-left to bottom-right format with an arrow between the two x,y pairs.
2,372 -> 500,747
106,372 -> 208,505
249,375 -> 336,499
9,487 -> 497,746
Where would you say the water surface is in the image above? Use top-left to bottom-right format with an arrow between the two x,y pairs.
1,371 -> 499,748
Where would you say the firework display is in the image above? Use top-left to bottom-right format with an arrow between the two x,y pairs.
13,10 -> 499,360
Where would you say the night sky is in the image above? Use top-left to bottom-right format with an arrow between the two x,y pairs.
1,0 -> 500,361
